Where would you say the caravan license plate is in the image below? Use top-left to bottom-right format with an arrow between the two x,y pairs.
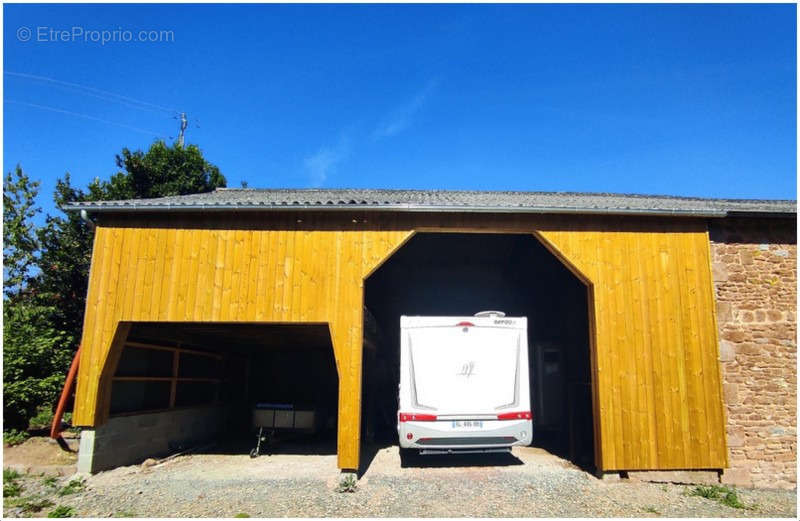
451,420 -> 483,429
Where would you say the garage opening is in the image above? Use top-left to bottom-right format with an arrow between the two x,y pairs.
363,233 -> 596,470
94,322 -> 338,470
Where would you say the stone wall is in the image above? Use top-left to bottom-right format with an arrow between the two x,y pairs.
710,217 -> 796,489
78,405 -> 228,473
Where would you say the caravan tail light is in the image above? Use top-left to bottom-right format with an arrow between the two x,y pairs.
455,321 -> 474,327
497,411 -> 532,421
399,412 -> 437,422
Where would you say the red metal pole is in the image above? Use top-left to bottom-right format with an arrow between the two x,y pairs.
50,345 -> 82,440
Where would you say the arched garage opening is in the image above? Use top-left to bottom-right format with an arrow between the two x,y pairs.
363,232 -> 596,470
89,322 -> 338,471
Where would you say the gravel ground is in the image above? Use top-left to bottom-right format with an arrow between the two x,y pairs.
4,442 -> 796,518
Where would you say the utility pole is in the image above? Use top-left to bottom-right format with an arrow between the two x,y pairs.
176,112 -> 188,147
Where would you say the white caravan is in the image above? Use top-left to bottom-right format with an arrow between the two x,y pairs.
397,312 -> 533,454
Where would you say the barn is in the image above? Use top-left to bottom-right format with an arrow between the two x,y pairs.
63,189 -> 796,488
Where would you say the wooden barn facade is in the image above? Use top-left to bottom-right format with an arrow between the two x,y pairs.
64,189 -> 796,479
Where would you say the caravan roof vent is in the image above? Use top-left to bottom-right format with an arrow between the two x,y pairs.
474,310 -> 506,318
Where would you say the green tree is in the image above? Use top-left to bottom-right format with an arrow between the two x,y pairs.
35,175 -> 94,347
2,166 -> 71,429
88,140 -> 226,200
3,140 -> 226,431
37,141 -> 226,358
3,165 -> 41,297
3,300 -> 73,429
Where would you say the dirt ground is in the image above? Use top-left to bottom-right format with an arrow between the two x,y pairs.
3,436 -> 79,476
3,437 -> 797,518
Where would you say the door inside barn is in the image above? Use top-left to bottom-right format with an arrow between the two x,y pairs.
107,322 -> 338,460
363,233 -> 596,470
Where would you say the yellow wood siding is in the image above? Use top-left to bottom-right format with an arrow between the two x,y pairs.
537,221 -> 727,470
73,212 -> 727,471
74,214 -> 412,470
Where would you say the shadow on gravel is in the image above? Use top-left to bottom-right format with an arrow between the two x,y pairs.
359,441 -> 393,478
399,451 -> 524,469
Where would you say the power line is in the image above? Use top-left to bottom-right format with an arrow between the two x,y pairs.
5,71 -> 179,115
6,99 -> 164,136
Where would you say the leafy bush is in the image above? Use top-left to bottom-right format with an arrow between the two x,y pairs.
48,505 -> 76,518
3,429 -> 30,446
29,405 -> 56,430
3,301 -> 74,430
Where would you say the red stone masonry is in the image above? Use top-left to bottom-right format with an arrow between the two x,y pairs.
709,217 -> 796,489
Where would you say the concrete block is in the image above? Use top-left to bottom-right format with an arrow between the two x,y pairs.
77,430 -> 96,473
77,405 -> 227,473
597,471 -> 623,481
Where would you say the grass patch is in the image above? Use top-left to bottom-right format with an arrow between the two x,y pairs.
57,478 -> 85,496
719,489 -> 746,509
4,467 -> 24,497
643,506 -> 660,515
8,495 -> 55,513
3,429 -> 30,446
4,480 -> 23,498
4,468 -> 23,481
234,514 -> 250,518
688,484 -> 746,509
48,505 -> 76,518
42,475 -> 59,488
113,511 -> 136,518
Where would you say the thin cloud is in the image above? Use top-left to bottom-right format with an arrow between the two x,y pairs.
374,80 -> 439,139
304,135 -> 350,187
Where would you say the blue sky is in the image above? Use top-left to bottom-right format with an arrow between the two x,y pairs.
4,4 -> 796,219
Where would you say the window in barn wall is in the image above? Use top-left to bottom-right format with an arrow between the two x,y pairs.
109,341 -> 234,415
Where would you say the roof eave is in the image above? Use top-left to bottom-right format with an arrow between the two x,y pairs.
61,202 -> 740,218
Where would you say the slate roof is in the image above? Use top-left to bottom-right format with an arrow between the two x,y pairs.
63,188 -> 796,217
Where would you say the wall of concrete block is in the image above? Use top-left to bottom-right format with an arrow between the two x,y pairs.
78,405 -> 228,473
710,217 -> 797,490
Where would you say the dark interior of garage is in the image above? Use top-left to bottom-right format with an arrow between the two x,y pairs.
110,322 -> 339,455
363,232 -> 595,470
